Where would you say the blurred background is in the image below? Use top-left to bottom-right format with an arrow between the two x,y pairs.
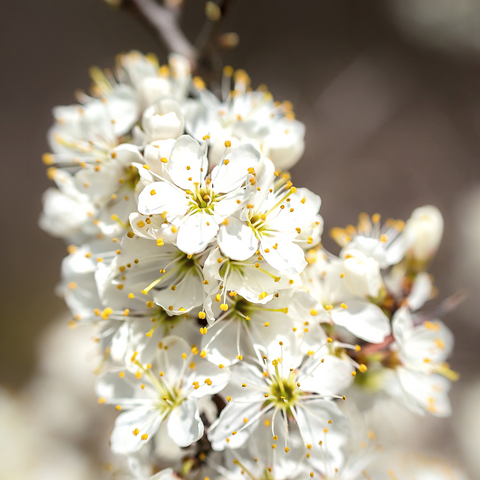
1,0 -> 480,478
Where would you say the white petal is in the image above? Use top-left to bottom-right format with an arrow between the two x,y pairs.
218,217 -> 258,261
176,212 -> 218,254
110,407 -> 164,454
407,272 -> 432,311
153,269 -> 204,314
299,355 -> 353,396
167,399 -> 204,447
208,400 -> 264,451
155,335 -> 192,387
260,237 -> 307,275
397,369 -> 452,417
168,135 -> 206,189
294,400 -> 349,465
185,360 -> 231,399
200,319 -> 244,367
263,118 -> 305,171
210,143 -> 261,193
331,298 -> 391,343
137,181 -> 187,218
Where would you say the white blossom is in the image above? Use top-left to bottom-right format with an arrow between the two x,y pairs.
186,69 -> 305,170
137,135 -> 261,255
96,335 -> 230,454
388,307 -> 456,417
218,157 -> 322,275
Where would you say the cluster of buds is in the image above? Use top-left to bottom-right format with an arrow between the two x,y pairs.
41,51 -> 457,480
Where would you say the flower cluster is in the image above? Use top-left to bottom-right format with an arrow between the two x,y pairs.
41,51 -> 457,480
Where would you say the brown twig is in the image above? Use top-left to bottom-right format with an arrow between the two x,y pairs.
416,290 -> 468,324
113,0 -> 239,86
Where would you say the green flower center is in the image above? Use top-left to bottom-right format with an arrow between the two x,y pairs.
265,365 -> 302,414
187,185 -> 221,215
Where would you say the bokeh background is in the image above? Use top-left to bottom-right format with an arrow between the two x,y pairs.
1,0 -> 480,478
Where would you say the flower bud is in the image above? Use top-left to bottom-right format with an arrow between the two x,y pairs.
262,119 -> 305,171
405,205 -> 444,262
341,249 -> 383,298
142,98 -> 185,142
138,76 -> 172,110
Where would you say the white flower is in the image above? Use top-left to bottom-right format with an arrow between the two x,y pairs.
405,205 -> 444,263
331,213 -> 410,269
218,158 -> 322,275
96,335 -> 230,454
47,86 -> 137,161
203,246 -> 298,308
200,295 -> 294,367
186,68 -> 305,170
388,307 -> 456,417
137,135 -> 261,255
208,338 -> 350,460
97,234 -> 207,317
297,255 -> 391,344
39,169 -> 98,243
56,241 -> 110,322
72,144 -> 145,236
118,51 -> 191,109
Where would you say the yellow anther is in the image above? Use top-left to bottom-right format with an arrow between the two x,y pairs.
42,153 -> 54,165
